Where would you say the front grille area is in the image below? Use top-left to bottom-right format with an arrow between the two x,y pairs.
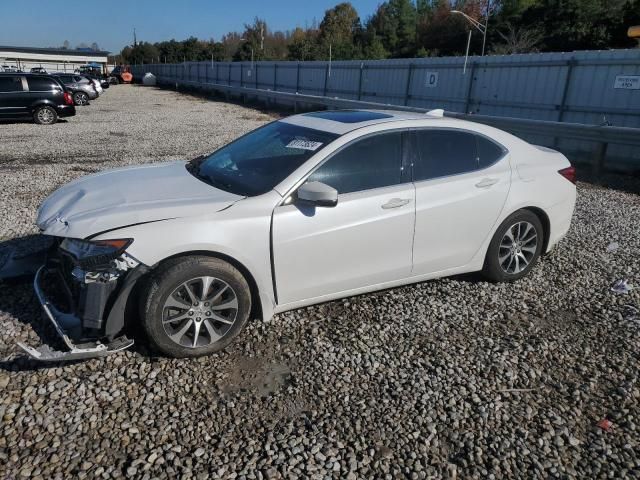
41,248 -> 121,333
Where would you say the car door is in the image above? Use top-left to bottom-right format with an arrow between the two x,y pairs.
0,76 -> 28,117
272,130 -> 415,306
411,128 -> 511,275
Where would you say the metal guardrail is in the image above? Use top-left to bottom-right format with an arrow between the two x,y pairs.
147,74 -> 640,175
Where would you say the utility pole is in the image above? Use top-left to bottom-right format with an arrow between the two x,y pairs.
133,27 -> 137,47
482,0 -> 490,57
260,24 -> 264,51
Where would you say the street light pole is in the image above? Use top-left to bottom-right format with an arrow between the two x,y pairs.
451,9 -> 488,55
463,30 -> 472,74
481,1 -> 490,56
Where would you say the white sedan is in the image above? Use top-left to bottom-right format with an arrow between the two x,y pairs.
21,109 -> 576,360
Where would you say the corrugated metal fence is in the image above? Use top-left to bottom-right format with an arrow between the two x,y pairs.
132,49 -> 640,169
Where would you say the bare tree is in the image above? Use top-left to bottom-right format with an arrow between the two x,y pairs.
491,23 -> 543,54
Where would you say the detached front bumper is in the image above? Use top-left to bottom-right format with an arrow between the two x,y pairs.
15,244 -> 148,361
17,267 -> 134,361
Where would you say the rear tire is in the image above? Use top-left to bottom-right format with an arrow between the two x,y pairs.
33,106 -> 57,125
482,209 -> 544,282
73,92 -> 89,106
141,256 -> 252,358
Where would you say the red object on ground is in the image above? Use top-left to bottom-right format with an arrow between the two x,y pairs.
597,419 -> 613,431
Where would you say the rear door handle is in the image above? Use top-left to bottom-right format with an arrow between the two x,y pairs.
382,198 -> 411,209
475,178 -> 499,188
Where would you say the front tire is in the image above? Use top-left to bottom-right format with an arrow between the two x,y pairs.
33,106 -> 57,125
482,210 -> 544,282
141,256 -> 252,358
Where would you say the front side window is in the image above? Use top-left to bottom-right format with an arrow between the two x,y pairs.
0,76 -> 23,92
188,121 -> 338,196
307,131 -> 403,194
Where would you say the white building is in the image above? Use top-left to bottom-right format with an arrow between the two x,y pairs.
0,45 -> 110,74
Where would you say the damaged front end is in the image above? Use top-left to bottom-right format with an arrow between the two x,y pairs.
16,237 -> 148,361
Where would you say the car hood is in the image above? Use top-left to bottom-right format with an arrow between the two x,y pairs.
37,161 -> 243,238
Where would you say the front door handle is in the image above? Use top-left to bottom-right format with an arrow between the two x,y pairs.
382,198 -> 411,209
475,178 -> 499,188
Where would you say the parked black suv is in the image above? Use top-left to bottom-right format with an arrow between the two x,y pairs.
0,73 -> 76,124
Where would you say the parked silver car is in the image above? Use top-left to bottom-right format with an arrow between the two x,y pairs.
52,74 -> 98,105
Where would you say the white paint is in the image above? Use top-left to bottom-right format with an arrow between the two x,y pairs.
37,111 -> 576,324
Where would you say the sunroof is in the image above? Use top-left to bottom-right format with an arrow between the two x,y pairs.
304,110 -> 393,123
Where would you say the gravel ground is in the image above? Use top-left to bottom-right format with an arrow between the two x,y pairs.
0,85 -> 639,479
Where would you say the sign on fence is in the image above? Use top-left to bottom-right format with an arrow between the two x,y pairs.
614,75 -> 640,90
425,72 -> 439,88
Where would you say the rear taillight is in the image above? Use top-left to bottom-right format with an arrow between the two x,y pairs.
63,92 -> 73,105
558,166 -> 576,184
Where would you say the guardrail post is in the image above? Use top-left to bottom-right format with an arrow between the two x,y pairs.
592,142 -> 608,178
296,62 -> 300,93
255,63 -> 258,89
557,59 -> 576,122
228,64 -> 231,86
403,64 -> 413,106
215,62 -> 219,84
273,64 -> 278,91
323,64 -> 329,97
357,63 -> 364,100
554,59 -> 576,147
240,64 -> 243,88
464,62 -> 476,113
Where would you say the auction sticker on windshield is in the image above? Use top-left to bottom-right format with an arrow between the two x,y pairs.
286,139 -> 324,151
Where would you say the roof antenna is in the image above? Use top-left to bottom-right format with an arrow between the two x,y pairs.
426,109 -> 444,118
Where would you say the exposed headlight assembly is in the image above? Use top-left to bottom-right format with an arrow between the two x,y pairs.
60,238 -> 133,269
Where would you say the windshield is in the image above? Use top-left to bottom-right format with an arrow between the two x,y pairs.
187,121 -> 338,196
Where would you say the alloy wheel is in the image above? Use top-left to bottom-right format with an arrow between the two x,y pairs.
162,276 -> 239,349
37,108 -> 55,124
498,221 -> 538,274
76,93 -> 88,105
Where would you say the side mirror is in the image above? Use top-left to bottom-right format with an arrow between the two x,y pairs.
297,181 -> 338,207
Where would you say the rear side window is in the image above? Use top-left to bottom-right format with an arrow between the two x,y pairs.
27,77 -> 60,91
414,130 -> 477,181
0,76 -> 23,92
477,135 -> 505,168
307,132 -> 403,194
58,75 -> 72,83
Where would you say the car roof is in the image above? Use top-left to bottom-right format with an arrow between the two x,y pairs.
280,109 -> 446,135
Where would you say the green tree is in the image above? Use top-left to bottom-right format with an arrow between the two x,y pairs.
234,18 -> 268,61
363,35 -> 389,59
287,27 -> 320,60
318,2 -> 362,59
368,0 -> 418,57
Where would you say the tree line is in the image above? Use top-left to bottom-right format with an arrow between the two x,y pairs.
116,0 -> 640,65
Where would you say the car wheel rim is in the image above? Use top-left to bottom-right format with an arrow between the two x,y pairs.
77,94 -> 87,105
162,276 -> 239,349
38,108 -> 54,123
499,221 -> 538,274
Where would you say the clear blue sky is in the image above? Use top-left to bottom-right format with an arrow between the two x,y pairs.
0,0 -> 381,53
